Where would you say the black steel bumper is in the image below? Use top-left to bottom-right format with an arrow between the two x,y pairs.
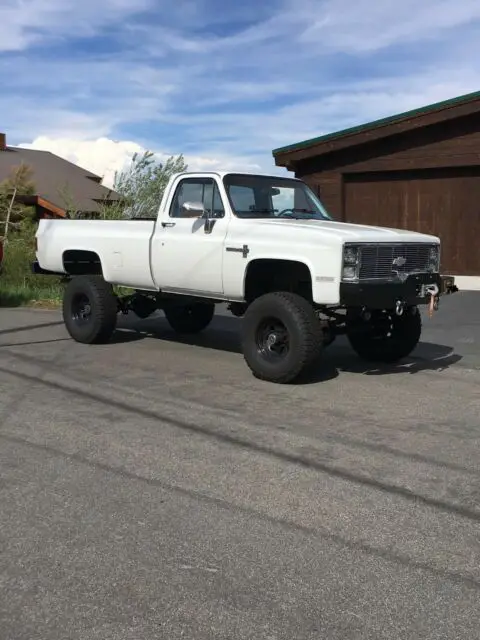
339,273 -> 457,309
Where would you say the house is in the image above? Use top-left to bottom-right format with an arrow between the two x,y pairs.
272,90 -> 480,278
0,132 -> 122,219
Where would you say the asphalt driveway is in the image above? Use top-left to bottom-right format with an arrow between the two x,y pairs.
1,290 -> 479,639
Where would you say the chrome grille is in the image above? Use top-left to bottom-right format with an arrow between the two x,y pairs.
358,244 -> 435,281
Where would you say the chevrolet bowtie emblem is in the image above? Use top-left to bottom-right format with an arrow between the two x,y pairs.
392,256 -> 406,267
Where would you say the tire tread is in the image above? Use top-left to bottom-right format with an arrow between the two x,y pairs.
63,275 -> 117,344
242,291 -> 323,383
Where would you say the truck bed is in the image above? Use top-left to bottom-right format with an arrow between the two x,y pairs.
36,218 -> 157,290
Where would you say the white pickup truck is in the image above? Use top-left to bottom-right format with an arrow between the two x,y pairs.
33,170 -> 457,383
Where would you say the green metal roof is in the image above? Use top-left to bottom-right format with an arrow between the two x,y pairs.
272,89 -> 480,157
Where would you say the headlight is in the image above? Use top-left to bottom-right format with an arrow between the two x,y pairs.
428,245 -> 440,272
344,247 -> 358,264
342,245 -> 360,281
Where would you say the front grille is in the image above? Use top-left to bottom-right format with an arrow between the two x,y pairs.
358,244 -> 434,281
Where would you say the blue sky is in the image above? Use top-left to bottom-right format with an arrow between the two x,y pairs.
1,0 -> 479,185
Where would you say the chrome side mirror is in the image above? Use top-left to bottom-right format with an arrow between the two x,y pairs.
181,201 -> 205,217
181,200 -> 217,233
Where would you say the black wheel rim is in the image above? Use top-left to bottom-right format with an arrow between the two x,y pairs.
255,317 -> 290,362
71,293 -> 92,326
369,310 -> 395,340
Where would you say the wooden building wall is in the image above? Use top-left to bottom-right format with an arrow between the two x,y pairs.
295,114 -> 480,275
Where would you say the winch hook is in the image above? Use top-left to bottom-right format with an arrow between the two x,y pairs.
425,284 -> 440,318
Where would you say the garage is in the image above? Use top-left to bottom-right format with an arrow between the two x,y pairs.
272,90 -> 480,276
344,167 -> 480,275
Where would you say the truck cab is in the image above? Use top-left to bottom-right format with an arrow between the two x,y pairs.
149,170 -> 340,303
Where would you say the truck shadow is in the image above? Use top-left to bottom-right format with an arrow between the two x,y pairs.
115,312 -> 462,383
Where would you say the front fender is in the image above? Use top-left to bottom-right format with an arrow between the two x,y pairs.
241,253 -> 341,305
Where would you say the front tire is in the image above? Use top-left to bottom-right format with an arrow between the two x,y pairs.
63,275 -> 118,344
241,292 -> 323,383
346,306 -> 422,363
164,301 -> 215,334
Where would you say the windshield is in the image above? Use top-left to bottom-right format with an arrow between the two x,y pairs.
222,173 -> 332,220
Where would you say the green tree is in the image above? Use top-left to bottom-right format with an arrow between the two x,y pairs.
100,150 -> 188,219
0,163 -> 36,239
0,162 -> 60,307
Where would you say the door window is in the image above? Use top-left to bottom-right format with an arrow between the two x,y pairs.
170,178 -> 225,218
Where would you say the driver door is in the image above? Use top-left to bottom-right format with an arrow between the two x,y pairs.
150,176 -> 228,295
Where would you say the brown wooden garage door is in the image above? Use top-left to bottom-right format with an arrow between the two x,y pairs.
343,167 -> 480,275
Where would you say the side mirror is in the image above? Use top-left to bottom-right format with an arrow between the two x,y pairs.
181,201 -> 205,217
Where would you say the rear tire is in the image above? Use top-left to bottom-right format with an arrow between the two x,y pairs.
164,301 -> 215,334
346,306 -> 422,363
63,275 -> 118,344
241,292 -> 323,383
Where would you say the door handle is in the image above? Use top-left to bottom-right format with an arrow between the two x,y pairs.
161,222 -> 176,227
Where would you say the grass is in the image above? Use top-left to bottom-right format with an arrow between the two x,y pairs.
0,227 -> 64,308
0,282 -> 62,308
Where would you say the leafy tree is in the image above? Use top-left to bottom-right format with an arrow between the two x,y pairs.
0,163 -> 47,302
0,163 -> 36,239
100,150 -> 188,219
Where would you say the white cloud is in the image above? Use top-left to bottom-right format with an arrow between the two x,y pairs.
18,136 -> 145,187
17,137 -> 267,189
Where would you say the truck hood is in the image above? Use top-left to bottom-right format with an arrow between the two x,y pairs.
254,218 -> 439,244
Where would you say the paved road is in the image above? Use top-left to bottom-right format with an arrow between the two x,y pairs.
1,291 -> 480,639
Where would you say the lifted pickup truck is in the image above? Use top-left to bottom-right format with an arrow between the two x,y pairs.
33,171 -> 457,383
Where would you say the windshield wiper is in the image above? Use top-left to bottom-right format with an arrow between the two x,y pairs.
277,209 -> 323,219
290,209 -> 320,215
235,208 -> 276,216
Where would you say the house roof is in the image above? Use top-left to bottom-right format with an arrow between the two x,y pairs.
273,89 -> 480,165
16,194 -> 69,218
0,145 -> 121,212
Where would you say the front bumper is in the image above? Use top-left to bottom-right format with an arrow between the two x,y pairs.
340,273 -> 457,309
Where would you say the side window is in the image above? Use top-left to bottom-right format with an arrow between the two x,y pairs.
169,179 -> 204,218
169,178 -> 225,218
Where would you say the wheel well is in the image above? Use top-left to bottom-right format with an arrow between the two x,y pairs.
244,259 -> 313,302
62,250 -> 103,276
